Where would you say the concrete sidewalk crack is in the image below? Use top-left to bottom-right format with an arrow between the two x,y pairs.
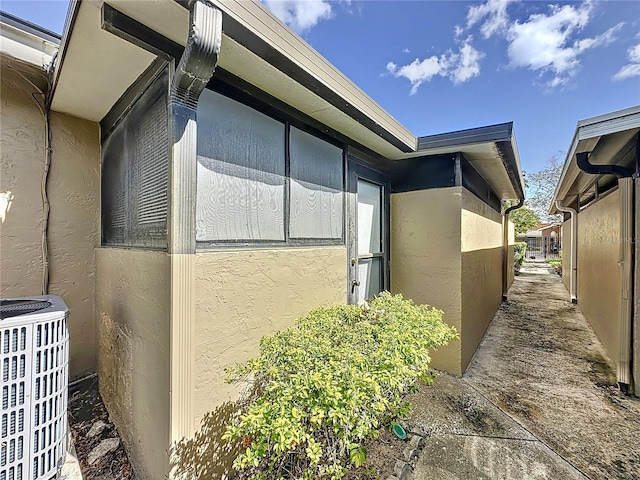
460,378 -> 592,480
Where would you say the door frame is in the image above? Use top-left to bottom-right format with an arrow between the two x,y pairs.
346,156 -> 391,304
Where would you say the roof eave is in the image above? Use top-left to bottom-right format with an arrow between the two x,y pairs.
550,105 -> 640,214
416,122 -> 525,202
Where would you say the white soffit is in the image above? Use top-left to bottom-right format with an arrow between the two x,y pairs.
50,0 -> 156,121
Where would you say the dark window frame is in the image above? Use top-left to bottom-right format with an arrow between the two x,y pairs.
195,84 -> 347,250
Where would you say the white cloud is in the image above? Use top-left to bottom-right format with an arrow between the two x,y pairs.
462,0 -> 624,88
451,41 -> 484,84
402,48 -> 410,53
503,2 -> 622,87
614,43 -> 640,80
386,39 -> 483,94
262,0 -> 335,33
466,0 -> 516,39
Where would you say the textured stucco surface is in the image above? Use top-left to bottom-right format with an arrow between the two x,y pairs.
0,58 -> 100,378
193,246 -> 347,423
460,190 -> 503,372
48,112 -> 100,378
1,59 -> 47,296
577,189 -> 621,369
96,249 -> 170,480
507,221 -> 515,289
391,187 -> 463,375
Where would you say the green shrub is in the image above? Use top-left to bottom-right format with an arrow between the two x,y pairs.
545,258 -> 562,267
514,241 -> 527,272
223,292 -> 458,479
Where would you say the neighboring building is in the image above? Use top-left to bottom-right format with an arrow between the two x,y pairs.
551,106 -> 639,397
1,1 -> 523,478
517,223 -> 562,260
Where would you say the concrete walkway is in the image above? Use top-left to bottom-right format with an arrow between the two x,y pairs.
406,262 -> 640,480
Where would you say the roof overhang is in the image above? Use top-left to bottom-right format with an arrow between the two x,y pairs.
49,0 -> 524,203
550,106 -> 640,214
407,122 -> 525,201
50,0 -> 415,157
0,11 -> 59,70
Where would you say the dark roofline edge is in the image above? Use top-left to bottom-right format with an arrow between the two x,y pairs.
0,10 -> 61,44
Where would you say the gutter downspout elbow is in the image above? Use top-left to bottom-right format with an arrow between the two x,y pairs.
555,201 -> 578,304
502,198 -> 524,301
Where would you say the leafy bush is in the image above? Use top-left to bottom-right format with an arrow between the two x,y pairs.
223,292 -> 458,479
514,242 -> 527,273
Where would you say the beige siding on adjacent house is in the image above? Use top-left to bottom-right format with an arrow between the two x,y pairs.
461,189 -> 503,371
96,249 -> 171,480
391,187 -> 463,375
193,247 -> 347,422
507,221 -> 515,289
577,190 -> 621,368
0,59 -> 100,379
562,220 -> 571,291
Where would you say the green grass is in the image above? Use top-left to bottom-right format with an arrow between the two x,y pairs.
546,259 -> 562,267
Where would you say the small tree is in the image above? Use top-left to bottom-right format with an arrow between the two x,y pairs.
509,206 -> 539,235
527,154 -> 564,224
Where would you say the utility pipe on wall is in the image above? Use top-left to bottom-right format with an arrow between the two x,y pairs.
502,198 -> 523,301
555,201 -> 578,304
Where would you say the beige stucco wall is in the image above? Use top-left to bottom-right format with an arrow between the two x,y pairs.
577,190 -> 621,368
48,112 -> 100,378
391,187 -> 463,375
96,249 -> 170,480
193,246 -> 347,423
460,189 -> 503,371
561,219 -> 571,291
507,220 -> 515,289
1,59 -> 46,296
0,57 -> 99,378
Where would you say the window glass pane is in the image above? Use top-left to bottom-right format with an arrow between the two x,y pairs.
357,257 -> 383,302
289,127 -> 343,239
196,89 -> 285,241
357,179 -> 382,255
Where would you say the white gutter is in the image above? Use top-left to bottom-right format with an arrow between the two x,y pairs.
555,201 -> 578,304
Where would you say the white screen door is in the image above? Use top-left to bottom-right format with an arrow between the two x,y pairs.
347,159 -> 389,304
355,179 -> 384,302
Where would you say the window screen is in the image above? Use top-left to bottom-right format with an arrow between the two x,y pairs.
196,89 -> 286,241
101,69 -> 169,248
289,127 -> 343,239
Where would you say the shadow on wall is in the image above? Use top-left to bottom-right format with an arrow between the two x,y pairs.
170,400 -> 246,480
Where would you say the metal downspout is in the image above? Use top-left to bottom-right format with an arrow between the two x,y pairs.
575,151 -> 634,392
168,0 -> 222,454
502,198 -> 524,301
555,201 -> 578,304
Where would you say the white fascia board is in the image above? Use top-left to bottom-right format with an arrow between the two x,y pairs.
208,0 -> 416,152
551,105 -> 640,213
0,20 -> 58,70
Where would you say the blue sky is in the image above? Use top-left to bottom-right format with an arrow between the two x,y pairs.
2,0 -> 639,174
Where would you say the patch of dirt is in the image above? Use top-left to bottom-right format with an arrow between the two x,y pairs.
68,375 -> 137,480
345,426 -> 413,480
